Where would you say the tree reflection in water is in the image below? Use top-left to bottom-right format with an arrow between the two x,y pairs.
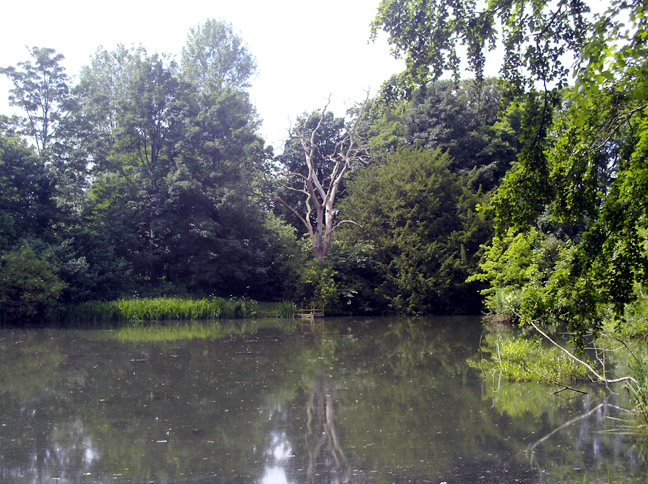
1,319 -> 647,483
305,371 -> 350,483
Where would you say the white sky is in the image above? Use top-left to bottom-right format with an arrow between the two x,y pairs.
0,0 -> 404,151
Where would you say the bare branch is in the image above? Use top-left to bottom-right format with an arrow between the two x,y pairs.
279,96 -> 371,259
522,315 -> 638,385
271,195 -> 314,239
331,220 -> 365,234
281,171 -> 310,183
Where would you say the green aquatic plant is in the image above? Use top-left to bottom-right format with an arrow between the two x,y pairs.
276,300 -> 298,318
62,296 -> 257,324
627,359 -> 648,434
479,334 -> 590,384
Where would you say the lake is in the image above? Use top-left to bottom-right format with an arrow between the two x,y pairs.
0,316 -> 645,483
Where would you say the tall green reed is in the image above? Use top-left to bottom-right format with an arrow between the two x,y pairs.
62,296 -> 256,325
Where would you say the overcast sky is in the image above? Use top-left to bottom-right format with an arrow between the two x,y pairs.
0,0 -> 404,151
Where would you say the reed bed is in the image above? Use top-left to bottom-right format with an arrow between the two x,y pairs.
63,296 -> 257,325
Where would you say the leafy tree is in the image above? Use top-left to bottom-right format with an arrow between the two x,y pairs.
364,79 -> 522,191
0,47 -> 71,155
371,0 -> 588,93
1,47 -> 88,209
181,18 -> 256,92
76,38 -> 282,299
0,129 -> 60,250
0,247 -> 66,324
374,0 -> 648,339
338,148 -> 491,314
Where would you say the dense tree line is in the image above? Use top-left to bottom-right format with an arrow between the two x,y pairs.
372,0 -> 648,342
0,21 -> 301,323
0,15 -> 531,324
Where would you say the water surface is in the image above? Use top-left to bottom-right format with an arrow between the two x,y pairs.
0,316 -> 644,483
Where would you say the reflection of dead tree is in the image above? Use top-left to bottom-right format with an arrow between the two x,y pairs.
305,371 -> 350,483
526,401 -> 633,468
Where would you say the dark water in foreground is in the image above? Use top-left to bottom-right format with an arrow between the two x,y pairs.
0,316 -> 645,484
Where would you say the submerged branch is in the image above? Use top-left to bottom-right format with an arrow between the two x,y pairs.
523,315 -> 638,385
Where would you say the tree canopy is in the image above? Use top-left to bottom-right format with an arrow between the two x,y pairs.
373,0 -> 648,337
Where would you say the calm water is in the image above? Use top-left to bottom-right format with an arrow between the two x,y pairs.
0,316 -> 645,484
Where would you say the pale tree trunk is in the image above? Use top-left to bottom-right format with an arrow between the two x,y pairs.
273,100 -> 366,260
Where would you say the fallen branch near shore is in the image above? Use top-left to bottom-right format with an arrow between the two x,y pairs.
525,317 -> 638,385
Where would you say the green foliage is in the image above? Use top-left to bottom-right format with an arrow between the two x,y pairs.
0,129 -> 59,250
256,213 -> 307,300
378,0 -> 648,339
627,359 -> 648,433
276,300 -> 298,319
295,259 -> 342,314
74,41 -> 277,299
0,247 -> 66,325
372,0 -> 589,93
181,18 -> 256,91
487,288 -> 523,323
63,297 -> 256,325
482,334 -> 590,384
364,79 -> 521,191
468,228 -> 567,318
614,288 -> 648,340
339,147 -> 491,314
0,47 -> 70,155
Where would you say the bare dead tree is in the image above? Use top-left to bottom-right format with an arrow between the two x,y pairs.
273,99 -> 366,260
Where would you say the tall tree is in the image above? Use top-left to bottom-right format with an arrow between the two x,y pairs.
273,102 -> 366,260
0,129 -> 58,249
1,47 -> 88,209
77,37 -> 278,298
364,79 -> 521,191
275,110 -> 347,231
338,147 -> 491,314
181,18 -> 256,92
0,47 -> 71,156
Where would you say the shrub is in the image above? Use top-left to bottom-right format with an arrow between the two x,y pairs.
295,259 -> 341,314
0,248 -> 66,325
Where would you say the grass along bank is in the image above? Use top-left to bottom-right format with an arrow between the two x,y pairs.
62,297 -> 298,325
